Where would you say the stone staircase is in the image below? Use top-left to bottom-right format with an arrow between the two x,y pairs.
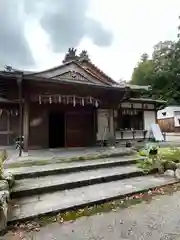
6,156 -> 177,224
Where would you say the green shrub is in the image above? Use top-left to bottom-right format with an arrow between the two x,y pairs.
137,145 -> 180,173
137,146 -> 180,174
139,150 -> 147,157
137,155 -> 164,173
0,150 -> 7,163
0,150 -> 7,179
139,143 -> 159,157
0,163 -> 3,178
136,158 -> 154,173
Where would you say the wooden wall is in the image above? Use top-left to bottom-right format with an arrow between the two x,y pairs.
0,107 -> 19,145
28,103 -> 96,149
158,117 -> 180,132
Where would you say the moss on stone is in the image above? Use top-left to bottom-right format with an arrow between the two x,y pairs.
2,173 -> 15,188
8,182 -> 180,231
6,150 -> 136,169
0,181 -> 9,191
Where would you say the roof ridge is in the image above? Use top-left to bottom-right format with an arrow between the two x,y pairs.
79,59 -> 116,84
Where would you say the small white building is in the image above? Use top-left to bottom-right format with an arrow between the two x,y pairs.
157,106 -> 180,132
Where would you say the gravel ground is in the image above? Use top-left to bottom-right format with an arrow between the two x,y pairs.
4,191 -> 180,240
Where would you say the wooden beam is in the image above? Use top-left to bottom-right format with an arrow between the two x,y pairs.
23,101 -> 29,153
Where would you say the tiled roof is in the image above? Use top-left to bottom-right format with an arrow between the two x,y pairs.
129,98 -> 166,103
79,60 -> 117,85
126,84 -> 150,90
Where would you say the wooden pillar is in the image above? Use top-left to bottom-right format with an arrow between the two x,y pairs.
155,104 -> 158,124
64,112 -> 67,148
17,75 -> 23,157
142,110 -> 145,130
23,101 -> 29,153
112,108 -> 116,137
109,108 -> 115,137
7,111 -> 10,145
93,109 -> 97,144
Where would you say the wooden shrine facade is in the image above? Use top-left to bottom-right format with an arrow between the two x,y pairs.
0,48 -> 164,151
0,65 -> 129,151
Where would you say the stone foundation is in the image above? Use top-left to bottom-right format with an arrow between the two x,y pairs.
0,174 -> 14,234
0,191 -> 9,234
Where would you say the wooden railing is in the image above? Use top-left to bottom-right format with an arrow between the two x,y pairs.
116,129 -> 148,140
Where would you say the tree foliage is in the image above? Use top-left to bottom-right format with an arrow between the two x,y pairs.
131,55 -> 154,86
130,38 -> 180,105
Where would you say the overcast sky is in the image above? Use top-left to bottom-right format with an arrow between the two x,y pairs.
0,0 -> 180,81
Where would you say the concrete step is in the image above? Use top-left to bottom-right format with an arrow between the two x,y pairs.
11,165 -> 145,198
5,147 -> 135,166
6,156 -> 144,180
8,175 -> 177,223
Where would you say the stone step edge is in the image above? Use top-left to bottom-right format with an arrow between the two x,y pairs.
8,178 -> 179,224
5,149 -> 136,169
11,169 -> 146,199
13,157 -> 144,180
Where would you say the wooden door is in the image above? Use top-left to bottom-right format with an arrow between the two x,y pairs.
66,111 -> 94,147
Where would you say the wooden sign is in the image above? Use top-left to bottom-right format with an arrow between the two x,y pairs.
149,123 -> 164,141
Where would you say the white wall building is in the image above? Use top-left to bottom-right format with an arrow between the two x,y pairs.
158,106 -> 180,132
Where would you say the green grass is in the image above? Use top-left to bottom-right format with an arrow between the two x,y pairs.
159,147 -> 180,161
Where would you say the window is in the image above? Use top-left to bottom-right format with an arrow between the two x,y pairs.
174,111 -> 180,116
116,110 -> 143,130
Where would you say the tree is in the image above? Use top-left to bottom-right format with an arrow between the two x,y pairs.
131,53 -> 154,86
130,38 -> 180,105
141,52 -> 149,62
130,18 -> 180,105
152,40 -> 180,104
152,41 -> 175,73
